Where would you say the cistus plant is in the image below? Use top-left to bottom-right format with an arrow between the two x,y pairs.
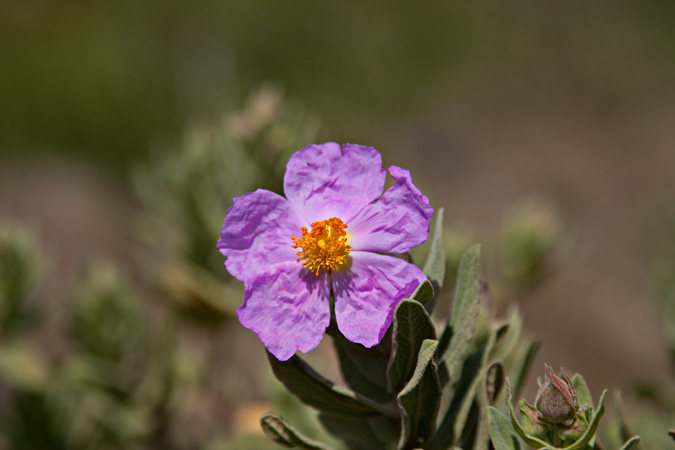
216,142 -> 543,450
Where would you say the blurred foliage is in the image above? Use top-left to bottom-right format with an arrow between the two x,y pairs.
3,2 -> 675,168
133,86 -> 319,321
0,225 -> 43,336
499,196 -> 562,296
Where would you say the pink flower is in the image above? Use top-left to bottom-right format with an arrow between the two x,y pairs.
217,143 -> 433,360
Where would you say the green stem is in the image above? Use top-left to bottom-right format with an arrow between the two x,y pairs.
552,423 -> 561,448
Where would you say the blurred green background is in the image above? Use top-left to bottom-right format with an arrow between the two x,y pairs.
2,1 -> 675,448
4,1 -> 675,167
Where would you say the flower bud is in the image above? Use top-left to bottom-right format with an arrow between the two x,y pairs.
534,363 -> 579,426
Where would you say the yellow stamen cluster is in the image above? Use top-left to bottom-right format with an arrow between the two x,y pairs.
291,217 -> 352,275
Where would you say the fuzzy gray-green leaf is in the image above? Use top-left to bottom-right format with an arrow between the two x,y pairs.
267,352 -> 398,418
438,244 -> 482,385
261,413 -> 336,450
387,299 -> 436,393
570,373 -> 593,408
423,207 -> 446,312
397,339 -> 441,450
488,406 -> 522,450
333,338 -> 392,403
411,278 -> 434,305
561,389 -> 607,450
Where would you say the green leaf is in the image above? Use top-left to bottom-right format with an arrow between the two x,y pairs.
560,389 -> 607,450
619,436 -> 641,450
411,279 -> 434,305
318,414 -> 397,450
438,244 -> 483,386
397,339 -> 442,450
267,352 -> 398,418
261,413 -> 337,450
491,309 -> 523,363
333,339 -> 392,403
488,406 -> 522,450
570,373 -> 592,408
387,299 -> 436,393
423,207 -> 446,313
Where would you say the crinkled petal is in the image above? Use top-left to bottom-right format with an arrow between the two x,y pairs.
217,189 -> 307,281
237,261 -> 331,361
332,251 -> 426,347
347,166 -> 434,253
283,142 -> 387,223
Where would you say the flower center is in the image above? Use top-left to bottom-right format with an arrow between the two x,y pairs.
291,217 -> 352,275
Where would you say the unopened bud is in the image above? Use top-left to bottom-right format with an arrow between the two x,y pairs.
535,363 -> 579,426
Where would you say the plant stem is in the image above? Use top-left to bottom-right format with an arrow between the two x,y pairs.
552,423 -> 561,448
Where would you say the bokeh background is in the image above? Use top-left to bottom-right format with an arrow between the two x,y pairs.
2,1 -> 675,448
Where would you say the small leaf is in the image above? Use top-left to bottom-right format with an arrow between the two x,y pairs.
333,339 -> 393,403
397,339 -> 442,450
387,299 -> 436,393
571,373 -> 593,408
560,389 -> 607,450
261,413 -> 336,450
329,321 -> 391,392
423,207 -> 446,313
411,279 -> 434,305
491,309 -> 523,362
267,352 -> 398,418
333,339 -> 393,402
619,436 -> 641,450
488,406 -> 522,450
438,244 -> 483,386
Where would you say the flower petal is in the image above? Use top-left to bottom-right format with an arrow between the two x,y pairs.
347,166 -> 434,253
332,251 -> 426,347
237,261 -> 331,361
217,189 -> 307,281
283,142 -> 387,223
